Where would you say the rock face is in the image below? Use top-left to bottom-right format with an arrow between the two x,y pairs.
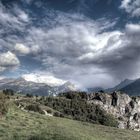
87,92 -> 140,131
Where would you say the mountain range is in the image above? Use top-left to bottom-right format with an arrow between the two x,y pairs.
120,79 -> 140,96
106,79 -> 135,92
0,77 -> 76,96
1,77 -> 140,96
88,78 -> 140,96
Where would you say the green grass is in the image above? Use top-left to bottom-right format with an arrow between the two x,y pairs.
0,104 -> 140,140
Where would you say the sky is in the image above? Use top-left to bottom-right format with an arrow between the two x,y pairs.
0,0 -> 140,88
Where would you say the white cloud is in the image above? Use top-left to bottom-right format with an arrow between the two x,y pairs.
125,24 -> 140,34
120,0 -> 140,17
14,43 -> 30,55
22,73 -> 67,86
14,43 -> 41,56
120,0 -> 131,10
18,10 -> 29,22
0,51 -> 20,72
0,51 -> 20,66
0,76 -> 5,80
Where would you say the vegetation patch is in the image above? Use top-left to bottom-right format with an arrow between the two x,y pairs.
0,93 -> 9,116
38,92 -> 118,127
25,104 -> 45,114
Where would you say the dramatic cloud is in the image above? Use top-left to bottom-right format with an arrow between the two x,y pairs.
16,17 -> 139,87
0,0 -> 140,88
0,1 -> 30,52
0,2 -> 29,29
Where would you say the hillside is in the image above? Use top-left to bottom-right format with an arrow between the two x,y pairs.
0,101 -> 140,140
1,90 -> 140,139
120,79 -> 140,96
106,79 -> 135,92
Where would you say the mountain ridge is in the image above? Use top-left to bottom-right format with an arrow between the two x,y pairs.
86,78 -> 140,96
120,78 -> 140,96
106,79 -> 135,92
0,77 -> 77,96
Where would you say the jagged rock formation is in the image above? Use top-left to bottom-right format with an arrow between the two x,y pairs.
87,92 -> 140,131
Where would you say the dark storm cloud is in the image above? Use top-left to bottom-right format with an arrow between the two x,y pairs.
77,24 -> 140,80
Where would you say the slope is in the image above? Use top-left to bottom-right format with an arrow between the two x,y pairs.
106,79 -> 135,92
120,79 -> 140,96
0,103 -> 140,140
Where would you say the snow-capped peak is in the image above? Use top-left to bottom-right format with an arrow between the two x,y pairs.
22,73 -> 67,86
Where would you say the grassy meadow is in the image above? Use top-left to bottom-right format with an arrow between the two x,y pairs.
0,103 -> 140,140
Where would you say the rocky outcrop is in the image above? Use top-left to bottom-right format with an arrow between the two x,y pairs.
87,92 -> 140,131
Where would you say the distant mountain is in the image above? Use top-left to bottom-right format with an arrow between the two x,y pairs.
106,79 -> 135,92
0,78 -> 77,96
1,77 -> 140,96
120,79 -> 140,96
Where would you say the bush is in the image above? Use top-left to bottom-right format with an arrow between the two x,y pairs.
3,89 -> 14,96
59,91 -> 87,100
46,109 -> 52,114
53,111 -> 64,117
41,93 -> 118,127
25,104 -> 44,114
28,135 -> 47,140
0,93 -> 8,115
26,94 -> 33,98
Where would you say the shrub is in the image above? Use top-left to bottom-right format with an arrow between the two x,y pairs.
25,104 -> 44,114
42,93 -> 118,127
53,111 -> 64,117
28,135 -> 47,140
46,109 -> 52,114
0,93 -> 8,115
26,94 -> 33,98
3,89 -> 14,96
59,91 -> 87,100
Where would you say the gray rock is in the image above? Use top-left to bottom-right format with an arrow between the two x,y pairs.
87,92 -> 140,131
